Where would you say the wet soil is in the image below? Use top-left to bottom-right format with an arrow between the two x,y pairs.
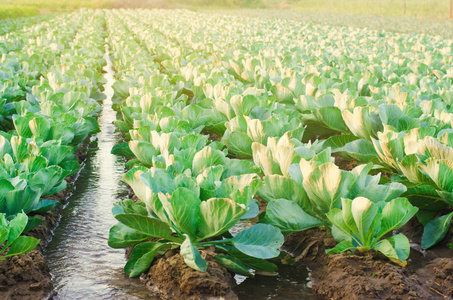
0,250 -> 53,300
284,225 -> 453,300
141,249 -> 237,300
417,258 -> 453,298
332,154 -> 357,171
397,217 -> 425,245
0,140 -> 90,300
206,132 -> 223,143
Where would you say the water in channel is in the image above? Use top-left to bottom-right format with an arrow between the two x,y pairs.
44,44 -> 157,300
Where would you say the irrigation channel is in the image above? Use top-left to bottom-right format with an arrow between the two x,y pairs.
43,43 -> 314,299
44,45 -> 155,299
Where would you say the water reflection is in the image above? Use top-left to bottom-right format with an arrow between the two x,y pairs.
234,263 -> 313,300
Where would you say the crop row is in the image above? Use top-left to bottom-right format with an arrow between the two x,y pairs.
105,8 -> 453,280
105,9 -> 284,277
0,10 -> 105,260
2,7 -> 452,291
0,14 -> 51,37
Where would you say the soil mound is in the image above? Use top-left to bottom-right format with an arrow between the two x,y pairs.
417,258 -> 453,298
141,250 -> 237,300
284,228 -> 453,299
314,252 -> 431,299
0,249 -> 53,299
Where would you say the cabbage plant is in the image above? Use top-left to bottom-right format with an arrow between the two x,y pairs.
260,146 -> 407,234
222,114 -> 304,158
109,188 -> 283,277
405,134 -> 453,249
295,93 -> 352,141
369,130 -> 453,249
0,212 -> 40,260
125,166 -> 262,221
326,197 -> 418,266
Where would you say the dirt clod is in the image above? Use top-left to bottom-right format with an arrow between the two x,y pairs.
417,258 -> 453,298
141,250 -> 237,300
0,250 -> 53,299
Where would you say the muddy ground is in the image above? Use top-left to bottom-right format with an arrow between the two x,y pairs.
284,225 -> 453,300
141,249 -> 237,300
0,140 -> 90,300
332,154 -> 357,171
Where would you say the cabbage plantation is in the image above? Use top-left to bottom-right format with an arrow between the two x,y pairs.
1,8 -> 453,299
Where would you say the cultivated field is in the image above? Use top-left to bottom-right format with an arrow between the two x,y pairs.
1,7 -> 453,299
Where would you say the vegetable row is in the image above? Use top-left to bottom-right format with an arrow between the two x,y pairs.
106,9 -> 284,277
107,8 -> 453,277
0,10 -> 105,260
0,14 -> 51,37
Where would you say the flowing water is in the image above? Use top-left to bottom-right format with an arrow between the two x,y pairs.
44,45 -> 157,300
43,43 -> 313,300
234,263 -> 313,299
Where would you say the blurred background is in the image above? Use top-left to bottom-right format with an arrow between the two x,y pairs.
1,0 -> 452,36
1,0 -> 451,18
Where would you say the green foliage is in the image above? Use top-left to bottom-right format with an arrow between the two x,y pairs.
0,11 -> 105,239
0,212 -> 40,260
326,197 -> 418,266
104,7 -> 453,278
109,189 -> 283,277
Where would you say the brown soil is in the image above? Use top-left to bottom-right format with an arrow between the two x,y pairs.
0,250 -> 54,299
283,228 -> 336,264
284,227 -> 453,300
397,217 -> 424,245
0,140 -> 90,300
417,258 -> 453,298
332,154 -> 357,171
314,252 -> 431,299
207,132 -> 223,143
141,249 -> 237,300
25,212 -> 59,245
